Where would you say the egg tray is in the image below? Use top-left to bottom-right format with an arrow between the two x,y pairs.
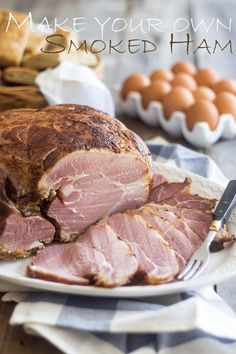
118,92 -> 236,148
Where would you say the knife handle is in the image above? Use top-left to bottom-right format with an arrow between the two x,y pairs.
214,180 -> 236,225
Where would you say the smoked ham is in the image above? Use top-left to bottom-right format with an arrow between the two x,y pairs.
28,224 -> 138,287
148,178 -> 216,212
28,211 -> 180,286
0,104 -> 153,257
0,103 -> 233,286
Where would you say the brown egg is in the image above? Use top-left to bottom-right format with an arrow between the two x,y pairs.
213,79 -> 236,95
171,61 -> 196,76
150,68 -> 174,82
214,92 -> 236,120
162,86 -> 195,119
142,80 -> 171,109
185,100 -> 219,131
193,86 -> 216,101
121,73 -> 150,100
195,68 -> 219,87
171,73 -> 197,91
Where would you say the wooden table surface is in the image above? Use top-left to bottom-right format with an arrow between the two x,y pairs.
1,0 -> 236,353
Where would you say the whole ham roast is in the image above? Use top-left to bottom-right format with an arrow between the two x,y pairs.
0,104 -> 153,258
0,104 -> 233,287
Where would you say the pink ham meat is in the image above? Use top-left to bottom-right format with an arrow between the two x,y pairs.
78,223 -> 138,286
0,208 -> 54,259
28,223 -> 138,287
43,150 -> 151,241
147,204 -> 202,248
162,193 -> 216,212
147,179 -> 228,242
152,174 -> 167,188
161,204 -> 231,242
136,206 -> 197,268
27,176 -> 233,287
0,170 -> 54,259
28,243 -> 98,286
107,213 -> 179,284
160,205 -> 213,240
148,178 -> 191,203
148,178 -> 216,212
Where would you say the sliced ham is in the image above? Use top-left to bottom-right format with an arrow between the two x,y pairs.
152,174 -> 167,188
0,170 -> 55,258
27,186 -> 233,287
161,193 -> 216,212
148,178 -> 216,212
136,206 -> 196,268
106,213 -> 179,284
147,204 -> 202,248
78,223 -> 138,286
28,211 -> 180,286
0,207 -> 55,259
0,104 -> 233,284
160,205 -> 212,240
148,178 -> 191,203
156,204 -> 231,242
28,243 -> 99,286
28,223 -> 138,287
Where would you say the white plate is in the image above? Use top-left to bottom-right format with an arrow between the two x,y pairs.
0,163 -> 236,298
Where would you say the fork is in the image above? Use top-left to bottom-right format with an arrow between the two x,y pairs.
178,180 -> 236,281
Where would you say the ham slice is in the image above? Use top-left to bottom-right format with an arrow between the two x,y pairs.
0,208 -> 55,259
78,223 -> 138,286
148,178 -> 216,212
107,213 -> 179,284
148,178 -> 191,203
28,223 -> 138,287
160,205 -> 213,240
146,204 -> 202,248
161,193 -> 216,212
154,203 -> 231,243
136,206 -> 197,268
28,243 -> 98,286
152,174 -> 167,188
0,170 -> 55,258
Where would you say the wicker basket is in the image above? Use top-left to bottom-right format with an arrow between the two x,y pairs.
0,60 -> 104,112
0,51 -> 104,112
0,85 -> 47,111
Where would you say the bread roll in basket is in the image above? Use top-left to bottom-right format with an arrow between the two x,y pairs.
0,9 -> 103,111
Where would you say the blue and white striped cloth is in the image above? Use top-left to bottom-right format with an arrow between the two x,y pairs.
2,143 -> 236,354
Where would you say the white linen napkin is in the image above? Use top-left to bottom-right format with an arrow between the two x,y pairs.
3,287 -> 236,354
36,61 -> 115,117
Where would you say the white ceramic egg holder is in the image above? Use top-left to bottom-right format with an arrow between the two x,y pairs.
118,92 -> 236,148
